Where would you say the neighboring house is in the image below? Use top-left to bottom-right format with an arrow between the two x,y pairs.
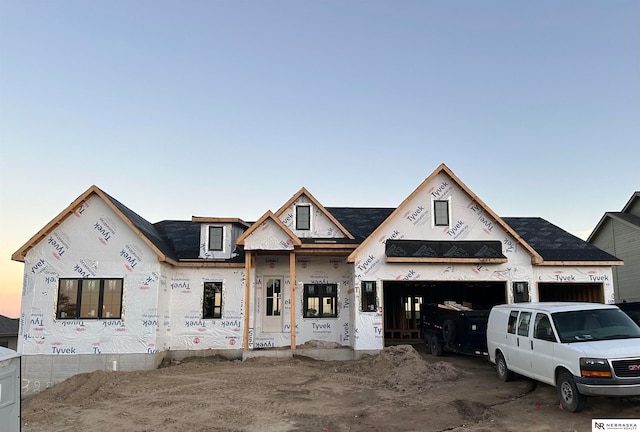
12,163 -> 622,397
0,315 -> 19,350
588,191 -> 640,303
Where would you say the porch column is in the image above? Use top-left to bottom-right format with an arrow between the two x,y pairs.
243,251 -> 252,350
290,251 -> 296,350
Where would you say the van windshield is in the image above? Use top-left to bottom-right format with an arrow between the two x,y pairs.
551,309 -> 640,343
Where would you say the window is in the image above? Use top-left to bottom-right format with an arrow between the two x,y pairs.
512,282 -> 530,303
517,311 -> 532,336
266,278 -> 282,316
208,226 -> 224,251
361,281 -> 377,312
56,278 -> 123,319
534,313 -> 555,341
552,309 -> 640,343
303,284 -> 337,318
434,200 -> 449,226
296,205 -> 311,230
507,311 -> 519,334
203,282 -> 223,318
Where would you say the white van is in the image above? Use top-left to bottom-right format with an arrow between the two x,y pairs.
487,302 -> 640,412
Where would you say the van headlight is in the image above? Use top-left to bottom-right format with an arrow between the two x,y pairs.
580,358 -> 612,378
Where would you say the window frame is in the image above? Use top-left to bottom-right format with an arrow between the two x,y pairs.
203,281 -> 223,319
534,313 -> 556,342
433,200 -> 449,226
208,226 -> 224,251
361,281 -> 378,312
303,283 -> 338,318
265,278 -> 282,317
517,311 -> 532,336
296,205 -> 311,230
507,310 -> 519,334
512,282 -> 530,303
56,278 -> 123,320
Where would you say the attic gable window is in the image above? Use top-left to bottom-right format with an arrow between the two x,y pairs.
208,226 -> 224,251
296,205 -> 311,230
434,200 -> 449,226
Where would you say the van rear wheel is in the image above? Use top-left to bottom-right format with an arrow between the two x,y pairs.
496,352 -> 513,382
557,371 -> 587,412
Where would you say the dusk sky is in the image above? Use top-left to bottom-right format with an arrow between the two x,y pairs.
1,1 -> 639,318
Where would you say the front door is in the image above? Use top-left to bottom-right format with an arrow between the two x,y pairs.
263,277 -> 283,332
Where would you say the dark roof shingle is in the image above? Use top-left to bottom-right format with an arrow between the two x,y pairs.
0,315 -> 19,337
326,207 -> 395,241
95,189 -> 620,264
101,190 -> 177,261
503,217 -> 621,262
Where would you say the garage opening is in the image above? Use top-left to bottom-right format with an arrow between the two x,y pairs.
382,281 -> 506,343
538,283 -> 604,303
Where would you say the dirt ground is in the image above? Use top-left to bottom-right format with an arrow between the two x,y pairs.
21,344 -> 640,432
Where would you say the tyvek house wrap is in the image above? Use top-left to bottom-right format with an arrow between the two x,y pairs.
350,171 -> 615,350
18,195 -> 247,357
168,267 -> 244,351
19,195 -> 164,356
248,255 -> 354,349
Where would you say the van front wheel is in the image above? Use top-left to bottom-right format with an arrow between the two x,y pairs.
557,371 -> 587,412
496,352 -> 513,382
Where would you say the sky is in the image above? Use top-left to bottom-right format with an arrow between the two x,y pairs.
1,1 -> 639,318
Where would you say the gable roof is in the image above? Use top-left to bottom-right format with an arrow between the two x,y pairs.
346,163 -> 543,264
622,191 -> 640,213
503,217 -> 622,264
587,191 -> 640,243
13,179 -> 621,268
12,186 -> 175,263
236,210 -> 302,247
274,187 -> 355,240
587,212 -> 640,243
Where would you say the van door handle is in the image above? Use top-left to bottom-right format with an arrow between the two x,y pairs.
517,338 -> 519,347
530,340 -> 533,350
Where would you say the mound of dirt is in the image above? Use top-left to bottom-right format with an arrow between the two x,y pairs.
25,369 -> 120,408
336,344 -> 463,392
20,344 -> 616,432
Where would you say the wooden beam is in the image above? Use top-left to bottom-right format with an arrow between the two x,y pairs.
191,217 -> 251,228
175,261 -> 245,268
290,252 -> 296,350
298,243 -> 357,250
294,248 -> 356,256
536,261 -> 624,266
243,251 -> 252,351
